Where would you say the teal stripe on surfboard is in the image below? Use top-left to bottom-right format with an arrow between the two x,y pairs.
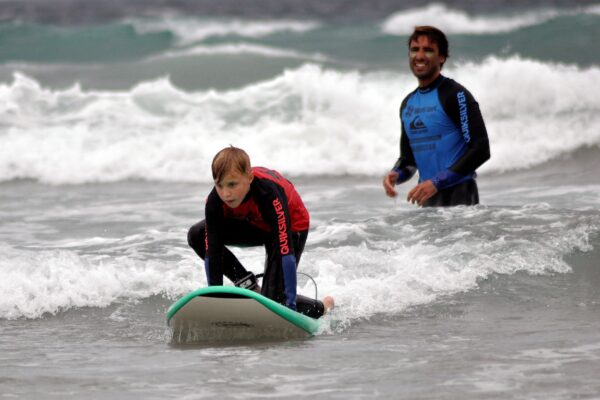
166,286 -> 320,334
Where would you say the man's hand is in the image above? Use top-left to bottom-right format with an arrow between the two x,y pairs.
383,171 -> 399,197
407,180 -> 437,206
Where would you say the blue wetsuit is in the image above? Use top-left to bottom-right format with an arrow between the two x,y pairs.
392,75 -> 490,206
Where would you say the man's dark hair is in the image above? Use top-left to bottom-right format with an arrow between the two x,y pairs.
408,26 -> 449,64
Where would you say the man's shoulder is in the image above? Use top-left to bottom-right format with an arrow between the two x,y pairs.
437,76 -> 480,108
439,77 -> 473,97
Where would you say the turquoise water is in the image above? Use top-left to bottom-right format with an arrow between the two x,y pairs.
1,4 -> 599,89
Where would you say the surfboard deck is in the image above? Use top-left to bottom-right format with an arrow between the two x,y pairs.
167,286 -> 320,343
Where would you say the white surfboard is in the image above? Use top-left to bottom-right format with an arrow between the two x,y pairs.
167,286 -> 320,343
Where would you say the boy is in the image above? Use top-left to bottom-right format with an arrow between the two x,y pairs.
188,146 -> 333,318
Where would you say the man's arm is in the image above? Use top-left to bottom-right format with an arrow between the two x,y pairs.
392,126 -> 418,183
431,82 -> 490,189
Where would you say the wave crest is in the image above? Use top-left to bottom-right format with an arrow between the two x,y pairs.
381,3 -> 576,35
1,57 -> 599,184
129,17 -> 320,44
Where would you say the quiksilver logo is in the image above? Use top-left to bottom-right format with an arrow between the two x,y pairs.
410,116 -> 426,131
457,91 -> 471,143
272,198 -> 290,255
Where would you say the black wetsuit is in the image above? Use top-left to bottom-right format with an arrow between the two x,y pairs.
392,75 -> 491,206
187,167 -> 325,319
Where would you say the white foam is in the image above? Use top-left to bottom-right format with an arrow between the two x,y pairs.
454,57 -> 600,173
585,5 -> 600,15
0,242 -> 202,320
382,3 -> 566,35
1,57 -> 599,184
151,42 -> 329,62
128,17 -> 320,44
1,203 -> 597,320
307,205 -> 596,329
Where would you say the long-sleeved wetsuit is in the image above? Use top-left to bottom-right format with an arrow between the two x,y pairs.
392,75 -> 491,206
187,167 -> 324,318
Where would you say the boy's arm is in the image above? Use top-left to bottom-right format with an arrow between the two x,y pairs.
204,189 -> 225,286
260,186 -> 298,310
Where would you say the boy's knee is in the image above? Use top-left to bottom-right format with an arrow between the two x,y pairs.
187,221 -> 206,258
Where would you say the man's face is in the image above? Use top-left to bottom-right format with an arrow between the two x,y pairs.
409,35 -> 446,84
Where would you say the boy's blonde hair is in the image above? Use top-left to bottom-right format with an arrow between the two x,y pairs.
211,146 -> 251,184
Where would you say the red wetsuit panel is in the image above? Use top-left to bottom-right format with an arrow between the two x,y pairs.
221,167 -> 309,232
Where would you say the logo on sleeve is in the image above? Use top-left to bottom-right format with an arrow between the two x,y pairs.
272,198 -> 290,255
457,91 -> 471,142
204,226 -> 208,250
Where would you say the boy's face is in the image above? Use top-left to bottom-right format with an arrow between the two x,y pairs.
215,170 -> 253,209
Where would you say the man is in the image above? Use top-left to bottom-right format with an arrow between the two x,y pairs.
383,26 -> 490,207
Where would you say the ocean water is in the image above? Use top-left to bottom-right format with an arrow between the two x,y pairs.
1,1 -> 600,398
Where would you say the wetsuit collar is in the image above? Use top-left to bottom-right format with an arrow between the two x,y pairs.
418,74 -> 445,93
